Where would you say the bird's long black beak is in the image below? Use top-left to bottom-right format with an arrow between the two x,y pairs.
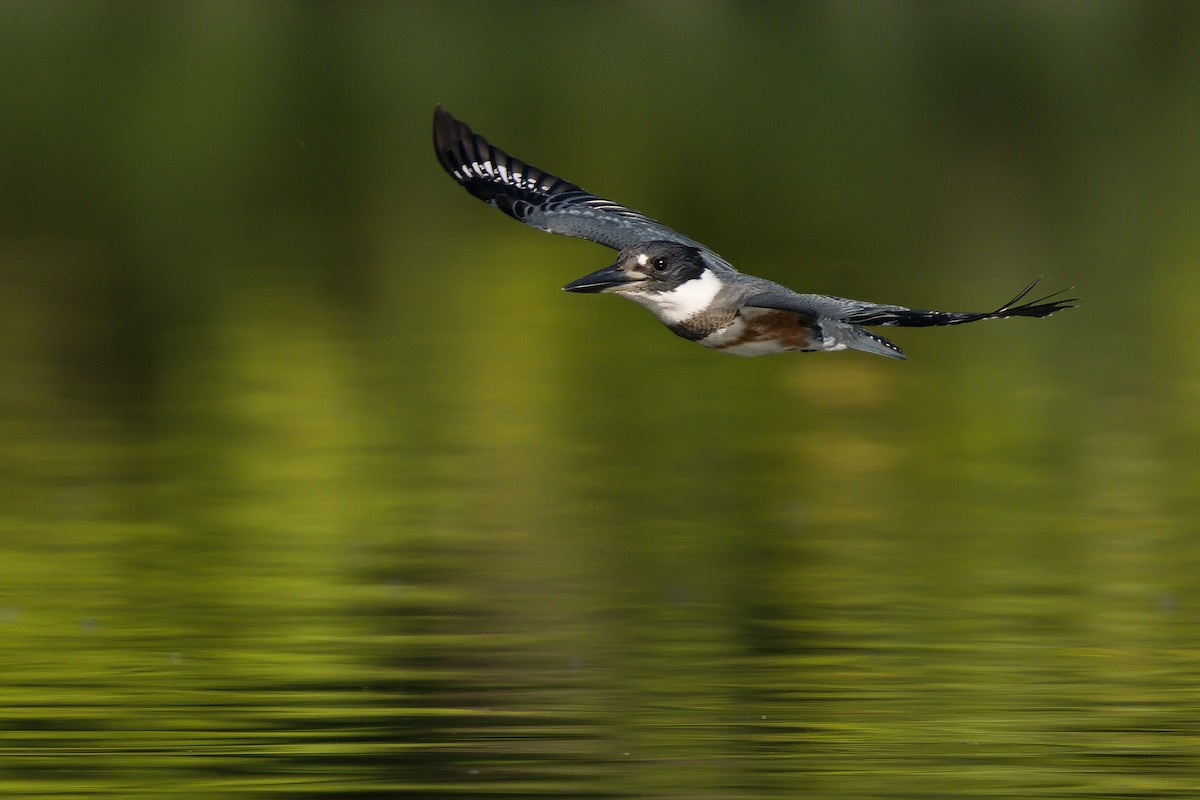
562,263 -> 634,293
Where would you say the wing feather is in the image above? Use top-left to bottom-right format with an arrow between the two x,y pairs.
433,106 -> 734,271
744,278 -> 1076,328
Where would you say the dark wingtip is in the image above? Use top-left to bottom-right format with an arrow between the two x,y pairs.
994,277 -> 1078,319
432,105 -> 463,174
993,276 -> 1042,313
433,104 -> 457,137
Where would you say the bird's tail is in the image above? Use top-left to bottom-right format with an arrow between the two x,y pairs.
845,277 -> 1077,328
822,322 -> 908,360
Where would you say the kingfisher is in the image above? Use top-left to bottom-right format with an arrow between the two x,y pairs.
432,105 -> 1074,359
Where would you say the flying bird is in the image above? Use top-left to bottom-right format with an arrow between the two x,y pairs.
432,105 -> 1074,359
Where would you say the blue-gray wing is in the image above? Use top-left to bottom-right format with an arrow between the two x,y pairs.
433,106 -> 734,272
745,278 -> 1075,327
744,288 -> 909,323
743,279 -> 1074,360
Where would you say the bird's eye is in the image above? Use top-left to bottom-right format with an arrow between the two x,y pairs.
651,257 -> 667,271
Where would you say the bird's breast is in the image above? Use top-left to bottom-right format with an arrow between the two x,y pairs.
699,308 -> 817,357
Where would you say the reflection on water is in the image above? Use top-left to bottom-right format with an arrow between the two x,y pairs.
3,3 -> 1200,798
3,299 -> 1198,798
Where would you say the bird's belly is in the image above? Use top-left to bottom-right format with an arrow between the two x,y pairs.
699,311 -> 817,357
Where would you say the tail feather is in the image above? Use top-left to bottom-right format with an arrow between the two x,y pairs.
822,321 -> 907,360
848,277 -> 1078,328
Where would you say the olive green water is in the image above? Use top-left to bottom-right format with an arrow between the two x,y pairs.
3,3 -> 1200,797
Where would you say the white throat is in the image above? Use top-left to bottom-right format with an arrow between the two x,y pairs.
628,269 -> 723,324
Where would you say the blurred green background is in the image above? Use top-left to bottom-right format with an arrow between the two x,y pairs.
2,2 -> 1199,797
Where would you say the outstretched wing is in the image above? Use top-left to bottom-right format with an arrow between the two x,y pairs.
745,277 -> 1077,328
433,106 -> 734,272
743,277 -> 1076,360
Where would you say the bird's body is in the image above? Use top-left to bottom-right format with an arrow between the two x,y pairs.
433,106 -> 1073,359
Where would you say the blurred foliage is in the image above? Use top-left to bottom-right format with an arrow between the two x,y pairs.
1,2 -> 1199,797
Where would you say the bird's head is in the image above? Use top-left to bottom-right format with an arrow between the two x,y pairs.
562,241 -> 724,323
